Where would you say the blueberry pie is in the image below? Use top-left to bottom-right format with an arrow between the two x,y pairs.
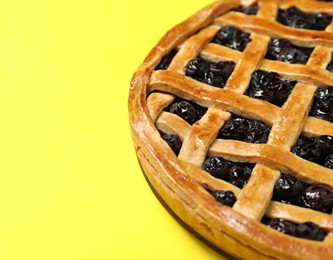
128,0 -> 333,258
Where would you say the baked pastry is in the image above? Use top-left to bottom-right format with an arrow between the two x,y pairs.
128,0 -> 333,258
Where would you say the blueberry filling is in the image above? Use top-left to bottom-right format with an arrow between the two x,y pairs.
291,136 -> 322,164
296,222 -> 326,241
228,163 -> 253,188
202,156 -> 254,188
315,135 -> 333,155
159,130 -> 182,155
309,86 -> 333,123
291,135 -> 333,168
273,173 -> 333,214
185,57 -> 235,88
246,70 -> 296,106
212,26 -> 251,51
211,190 -> 237,207
218,117 -> 248,141
265,38 -> 313,64
313,13 -> 333,31
267,218 -> 297,236
277,7 -> 332,31
202,156 -> 228,179
218,116 -> 270,144
236,4 -> 259,15
265,218 -> 326,241
155,49 -> 178,70
165,99 -> 207,125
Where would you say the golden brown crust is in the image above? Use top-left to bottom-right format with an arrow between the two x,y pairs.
129,0 -> 333,259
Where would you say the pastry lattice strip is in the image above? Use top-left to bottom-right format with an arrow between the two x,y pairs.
201,43 -> 333,89
217,10 -> 333,47
149,71 -> 333,136
166,1 -> 281,223
146,0 -> 333,243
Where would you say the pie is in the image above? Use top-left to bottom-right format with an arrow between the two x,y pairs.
128,0 -> 333,258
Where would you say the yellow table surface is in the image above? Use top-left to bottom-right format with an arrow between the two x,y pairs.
0,1 -> 227,259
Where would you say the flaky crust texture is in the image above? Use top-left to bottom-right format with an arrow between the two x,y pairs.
129,0 -> 333,259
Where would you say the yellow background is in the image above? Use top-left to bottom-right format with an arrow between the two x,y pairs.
0,0 -> 226,259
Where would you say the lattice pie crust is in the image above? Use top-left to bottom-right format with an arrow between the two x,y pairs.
128,0 -> 333,258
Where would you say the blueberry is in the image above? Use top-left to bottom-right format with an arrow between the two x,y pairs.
291,138 -> 321,163
266,38 -> 312,64
314,135 -> 333,156
300,180 -> 311,190
211,190 -> 237,207
212,26 -> 251,51
202,156 -> 228,179
210,61 -> 235,78
219,117 -> 249,141
226,163 -> 252,188
203,71 -> 226,88
219,117 -> 270,144
185,58 -> 235,88
214,26 -> 237,43
296,222 -> 326,241
244,120 -> 270,143
185,57 -> 209,80
248,87 -> 274,103
310,101 -> 333,122
274,82 -> 295,106
312,13 -> 332,31
294,136 -> 314,146
274,174 -> 304,201
248,70 -> 277,102
169,101 -> 198,124
268,218 -> 297,236
168,100 -> 206,125
155,49 -> 177,70
303,184 -> 333,213
311,87 -> 333,122
251,70 -> 280,89
159,131 -> 182,155
314,87 -> 333,102
202,61 -> 235,88
324,154 -> 333,169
